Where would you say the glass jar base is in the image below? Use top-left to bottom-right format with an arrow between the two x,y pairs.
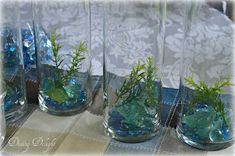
39,102 -> 90,116
0,136 -> 5,149
6,103 -> 27,123
103,121 -> 161,143
176,127 -> 234,151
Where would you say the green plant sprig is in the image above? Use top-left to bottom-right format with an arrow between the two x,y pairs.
144,57 -> 158,106
49,31 -> 87,84
116,56 -> 158,106
184,76 -> 233,127
117,60 -> 146,101
62,43 -> 87,83
50,32 -> 63,80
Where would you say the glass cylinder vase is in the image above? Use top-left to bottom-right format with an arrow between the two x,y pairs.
176,1 -> 234,150
19,1 -> 38,104
103,0 -> 165,142
33,0 -> 91,116
20,1 -> 36,79
0,99 -> 5,148
0,0 -> 28,122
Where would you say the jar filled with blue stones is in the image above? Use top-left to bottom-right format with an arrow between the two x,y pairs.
176,1 -> 234,150
103,1 -> 165,142
104,76 -> 162,142
0,27 -> 27,122
33,1 -> 91,116
177,83 -> 234,150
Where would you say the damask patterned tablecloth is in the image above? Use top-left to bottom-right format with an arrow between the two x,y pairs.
1,1 -> 235,155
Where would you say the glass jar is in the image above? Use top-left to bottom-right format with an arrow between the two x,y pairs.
33,0 -> 92,116
19,1 -> 36,78
176,1 -> 234,150
0,0 -> 28,122
103,0 -> 165,142
0,100 -> 5,148
19,1 -> 38,104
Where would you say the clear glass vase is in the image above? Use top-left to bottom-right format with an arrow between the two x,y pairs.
20,1 -> 38,104
103,0 -> 165,142
176,1 -> 234,150
33,0 -> 92,116
20,1 -> 36,78
0,101 -> 6,148
0,46 -> 5,146
0,0 -> 28,122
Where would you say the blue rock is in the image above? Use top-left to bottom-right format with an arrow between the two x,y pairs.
64,82 -> 81,99
42,78 -> 55,92
4,85 -> 23,112
40,77 -> 87,111
115,97 -> 153,127
21,28 -> 36,72
1,28 -> 19,68
209,129 -> 223,142
181,104 -> 233,143
222,128 -> 230,140
182,105 -> 216,130
108,95 -> 158,137
221,108 -> 233,140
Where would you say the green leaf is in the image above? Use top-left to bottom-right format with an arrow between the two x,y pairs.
47,87 -> 69,104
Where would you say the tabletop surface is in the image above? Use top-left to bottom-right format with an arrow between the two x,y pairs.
1,104 -> 234,155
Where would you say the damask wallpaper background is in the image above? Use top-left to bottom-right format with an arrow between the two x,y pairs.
19,0 -> 234,88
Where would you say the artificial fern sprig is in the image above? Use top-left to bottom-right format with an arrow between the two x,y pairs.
62,42 -> 87,83
145,56 -> 158,106
50,32 -> 63,79
117,60 -> 146,100
185,76 -> 232,127
213,77 -> 233,94
116,56 -> 158,106
49,31 -> 87,84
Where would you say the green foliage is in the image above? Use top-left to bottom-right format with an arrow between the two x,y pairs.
50,32 -> 63,81
62,43 -> 87,83
116,56 -> 158,106
50,31 -> 87,84
117,60 -> 145,100
144,57 -> 158,106
184,76 -> 233,127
